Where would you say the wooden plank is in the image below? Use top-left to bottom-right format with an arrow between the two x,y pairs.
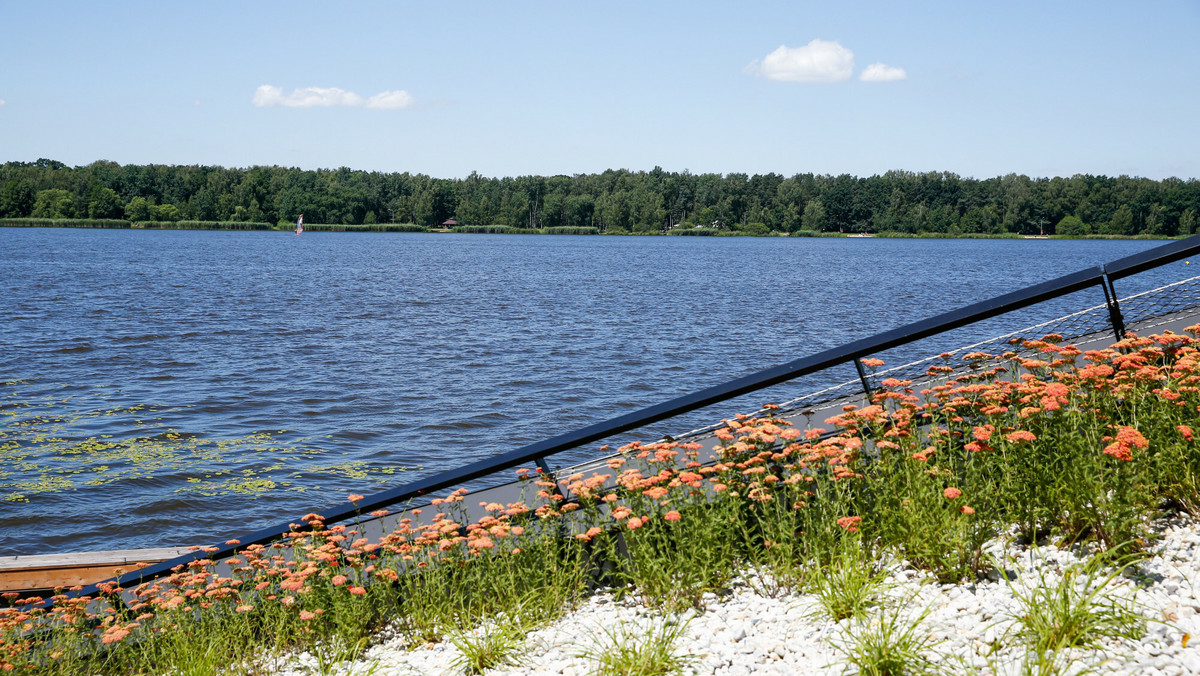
0,547 -> 193,571
0,547 -> 193,594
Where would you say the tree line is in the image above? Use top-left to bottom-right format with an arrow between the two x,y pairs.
1,159 -> 1198,236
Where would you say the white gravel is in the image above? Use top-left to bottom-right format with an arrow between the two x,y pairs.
272,516 -> 1200,675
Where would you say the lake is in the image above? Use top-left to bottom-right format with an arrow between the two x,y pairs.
0,229 -> 1185,554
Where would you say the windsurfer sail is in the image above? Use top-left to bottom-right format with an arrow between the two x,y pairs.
295,214 -> 304,235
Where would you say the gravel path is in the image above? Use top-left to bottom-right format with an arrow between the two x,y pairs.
275,516 -> 1200,675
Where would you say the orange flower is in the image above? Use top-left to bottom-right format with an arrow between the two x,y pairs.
1005,430 -> 1037,443
348,494 -> 365,503
331,575 -> 347,587
468,536 -> 495,550
1103,442 -> 1133,462
664,510 -> 682,522
836,516 -> 862,532
911,447 -> 935,462
1043,382 -> 1070,398
943,487 -> 962,500
860,358 -> 885,367
1179,425 -> 1195,442
575,526 -> 603,542
626,517 -> 644,530
1115,426 -> 1148,450
960,505 -> 975,514
299,610 -> 316,621
348,586 -> 366,595
642,486 -> 669,500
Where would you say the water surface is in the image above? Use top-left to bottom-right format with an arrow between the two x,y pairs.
0,230 -> 1179,553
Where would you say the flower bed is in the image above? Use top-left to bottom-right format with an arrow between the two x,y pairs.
5,328 -> 1200,674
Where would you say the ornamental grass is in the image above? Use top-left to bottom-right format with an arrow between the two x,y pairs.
5,327 -> 1200,673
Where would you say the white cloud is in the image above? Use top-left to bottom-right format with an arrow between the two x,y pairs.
747,39 -> 855,83
0,99 -> 6,107
365,90 -> 414,110
860,62 -> 907,82
252,85 -> 414,109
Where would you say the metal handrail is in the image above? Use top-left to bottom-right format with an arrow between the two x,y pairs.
40,234 -> 1200,607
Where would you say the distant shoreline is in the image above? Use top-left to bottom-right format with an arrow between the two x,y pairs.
0,219 -> 1184,241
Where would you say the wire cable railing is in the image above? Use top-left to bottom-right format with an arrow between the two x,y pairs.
38,234 -> 1200,608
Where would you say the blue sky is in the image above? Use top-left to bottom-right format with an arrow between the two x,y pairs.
2,1 -> 1197,180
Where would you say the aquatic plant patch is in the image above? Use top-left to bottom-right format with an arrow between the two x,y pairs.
0,382 -> 417,503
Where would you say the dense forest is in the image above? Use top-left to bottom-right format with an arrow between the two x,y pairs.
2,159 -> 1198,236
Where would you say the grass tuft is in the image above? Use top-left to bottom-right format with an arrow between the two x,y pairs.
1005,552 -> 1146,654
834,598 -> 942,676
804,541 -> 889,622
574,614 -> 694,676
448,622 -> 526,674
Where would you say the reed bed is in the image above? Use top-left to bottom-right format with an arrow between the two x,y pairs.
452,225 -> 599,235
0,218 -> 132,228
5,328 -> 1200,674
298,223 -> 428,233
132,221 -> 273,230
789,229 -> 847,237
539,226 -> 599,236
453,225 -> 539,234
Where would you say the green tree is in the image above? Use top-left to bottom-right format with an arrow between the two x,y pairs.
924,204 -> 957,233
31,189 -> 75,218
961,206 -> 1003,233
1180,208 -> 1197,236
0,180 -> 34,217
1144,204 -> 1168,236
564,194 -> 595,228
801,199 -> 826,231
1102,205 -> 1134,236
387,195 -> 414,223
125,196 -> 152,222
539,193 -> 565,228
87,187 -> 124,219
413,189 -> 435,226
1055,215 -> 1088,236
780,203 -> 802,232
154,203 -> 182,222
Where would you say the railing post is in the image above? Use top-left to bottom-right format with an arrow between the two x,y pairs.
534,455 -> 571,501
853,358 -> 875,400
1099,266 -> 1126,341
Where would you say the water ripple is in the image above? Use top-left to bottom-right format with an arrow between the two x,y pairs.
0,229 -> 1177,554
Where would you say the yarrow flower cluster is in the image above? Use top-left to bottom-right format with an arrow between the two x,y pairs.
5,328 -> 1200,672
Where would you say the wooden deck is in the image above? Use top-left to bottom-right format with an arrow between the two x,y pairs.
0,547 -> 193,595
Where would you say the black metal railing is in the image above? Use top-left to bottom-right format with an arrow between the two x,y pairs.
42,234 -> 1200,607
